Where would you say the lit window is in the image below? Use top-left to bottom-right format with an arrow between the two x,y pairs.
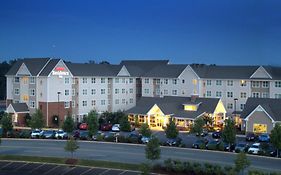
192,79 -> 197,85
240,80 -> 247,87
23,95 -> 29,101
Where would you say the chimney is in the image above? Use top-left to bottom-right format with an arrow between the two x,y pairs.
191,94 -> 199,102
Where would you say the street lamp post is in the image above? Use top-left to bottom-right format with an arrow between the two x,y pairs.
234,98 -> 238,119
57,92 -> 61,121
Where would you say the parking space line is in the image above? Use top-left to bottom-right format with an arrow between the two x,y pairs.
14,162 -> 28,170
118,170 -> 127,175
61,166 -> 75,175
29,163 -> 45,173
99,169 -> 110,175
42,165 -> 59,175
0,162 -> 12,169
79,168 -> 93,175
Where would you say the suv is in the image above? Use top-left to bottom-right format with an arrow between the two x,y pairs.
248,143 -> 261,154
55,130 -> 68,139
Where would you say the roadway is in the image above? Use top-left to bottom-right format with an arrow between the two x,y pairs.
0,139 -> 280,172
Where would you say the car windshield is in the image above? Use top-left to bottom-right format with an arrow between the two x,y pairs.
209,141 -> 217,144
251,145 -> 259,148
32,130 -> 40,133
57,131 -> 64,134
237,143 -> 245,147
45,131 -> 53,134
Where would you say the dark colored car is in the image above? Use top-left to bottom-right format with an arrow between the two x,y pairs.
235,142 -> 249,153
212,131 -> 221,139
223,142 -> 236,152
206,140 -> 221,150
128,133 -> 142,143
100,123 -> 112,131
192,139 -> 207,149
246,133 -> 256,141
258,134 -> 270,142
270,149 -> 281,158
42,130 -> 56,139
166,137 -> 182,146
79,131 -> 90,140
92,131 -> 105,141
196,129 -> 208,137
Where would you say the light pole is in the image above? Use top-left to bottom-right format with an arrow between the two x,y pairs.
57,92 -> 61,121
234,98 -> 238,119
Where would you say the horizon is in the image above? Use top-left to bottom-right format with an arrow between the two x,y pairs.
0,0 -> 281,65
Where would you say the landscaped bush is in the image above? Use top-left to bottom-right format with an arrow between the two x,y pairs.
117,135 -> 128,143
104,136 -> 115,142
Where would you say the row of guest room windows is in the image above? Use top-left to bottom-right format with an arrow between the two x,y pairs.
227,103 -> 246,110
80,78 -> 134,84
65,88 -> 134,96
144,78 -> 197,85
144,89 -> 179,95
80,98 -> 134,107
205,80 -> 281,88
205,91 -> 272,98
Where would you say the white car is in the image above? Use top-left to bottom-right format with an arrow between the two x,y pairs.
55,130 -> 68,139
248,143 -> 261,154
111,124 -> 120,132
31,129 -> 43,138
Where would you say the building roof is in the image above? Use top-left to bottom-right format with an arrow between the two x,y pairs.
126,96 -> 220,119
120,60 -> 169,77
8,103 -> 29,113
39,59 -> 61,76
142,64 -> 188,78
6,58 -> 50,76
240,98 -> 281,121
65,63 -> 122,76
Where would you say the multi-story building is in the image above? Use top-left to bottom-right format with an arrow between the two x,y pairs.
5,58 -> 281,128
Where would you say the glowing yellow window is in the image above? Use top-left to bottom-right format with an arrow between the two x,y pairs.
22,95 -> 29,101
184,105 -> 197,111
192,79 -> 197,85
253,124 -> 267,133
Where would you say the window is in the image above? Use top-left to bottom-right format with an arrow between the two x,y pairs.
216,80 -> 222,86
144,78 -> 149,84
122,99 -> 125,104
172,90 -> 177,95
30,89 -> 35,96
156,88 -> 160,95
262,92 -> 269,98
164,90 -> 168,95
91,78 -> 96,83
23,95 -> 29,101
122,89 -> 125,94
64,78 -> 70,84
240,80 -> 247,87
240,104 -> 245,110
30,77 -> 35,84
14,77 -> 20,83
207,80 -> 212,86
173,79 -> 177,85
227,92 -> 233,98
72,101 -> 75,108
275,81 -> 281,88
130,98 -> 133,103
207,91 -> 212,97
82,78 -> 87,84
82,89 -> 87,95
115,99 -> 119,104
101,89 -> 105,94
72,89 -> 75,96
192,79 -> 197,85
252,92 -> 260,98
129,78 -> 133,83
275,94 -> 281,99
227,80 -> 233,86
64,101 -> 70,108
240,92 -> 247,98
182,79 -> 185,84
164,79 -> 168,84
227,103 -> 233,109
91,89 -> 96,95
129,88 -> 133,93
65,89 -> 70,96
156,79 -> 160,84
72,78 -> 75,84
144,89 -> 149,94
101,100 -> 106,105
115,89 -> 119,94
216,91 -> 222,97
101,78 -> 105,83
262,81 -> 269,88
29,101 -> 35,108
82,101 -> 87,106
115,78 -> 119,83
251,81 -> 260,88
92,100 -> 96,106
122,78 -> 125,83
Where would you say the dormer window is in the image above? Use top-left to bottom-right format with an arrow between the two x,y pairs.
184,104 -> 198,111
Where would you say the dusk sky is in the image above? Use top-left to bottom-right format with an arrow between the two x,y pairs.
0,0 -> 281,65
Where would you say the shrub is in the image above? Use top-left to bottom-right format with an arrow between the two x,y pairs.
104,136 -> 115,142
118,135 -> 128,143
164,158 -> 173,172
139,162 -> 151,175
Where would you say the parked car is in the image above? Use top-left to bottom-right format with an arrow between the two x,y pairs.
248,143 -> 261,154
42,130 -> 56,139
206,140 -> 221,150
141,136 -> 151,144
19,130 -> 32,138
223,142 -> 236,152
112,124 -> 120,132
270,149 -> 281,158
212,131 -> 221,139
165,137 -> 182,146
127,133 -> 141,143
100,123 -> 112,131
79,123 -> 88,130
72,130 -> 80,139
258,134 -> 270,142
79,131 -> 90,140
31,129 -> 43,139
55,130 -> 68,139
235,142 -> 250,153
192,139 -> 207,149
196,129 -> 208,137
246,133 -> 256,141
92,131 -> 105,141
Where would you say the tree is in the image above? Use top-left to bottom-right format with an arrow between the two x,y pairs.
165,118 -> 179,139
235,152 -> 250,175
87,110 -> 99,138
145,136 -> 161,161
99,60 -> 110,64
0,113 -> 13,137
64,137 -> 79,159
120,115 -> 131,132
140,123 -> 152,137
222,119 -> 236,151
191,117 -> 205,135
29,109 -> 44,129
62,114 -> 75,134
270,123 -> 281,157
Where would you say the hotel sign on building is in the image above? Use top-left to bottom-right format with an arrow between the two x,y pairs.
52,67 -> 69,78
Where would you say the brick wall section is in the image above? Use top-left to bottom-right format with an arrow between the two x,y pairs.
17,113 -> 27,126
39,102 -> 72,128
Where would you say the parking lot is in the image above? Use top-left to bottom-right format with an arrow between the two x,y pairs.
0,161 -> 141,175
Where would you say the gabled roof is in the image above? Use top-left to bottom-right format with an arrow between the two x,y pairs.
126,96 -> 220,119
240,98 -> 281,121
7,103 -> 29,113
39,59 -> 61,76
142,64 -> 188,78
264,66 -> 281,80
65,63 -> 122,76
6,58 -> 50,76
120,60 -> 169,77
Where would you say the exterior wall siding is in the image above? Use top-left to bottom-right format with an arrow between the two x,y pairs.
246,111 -> 273,133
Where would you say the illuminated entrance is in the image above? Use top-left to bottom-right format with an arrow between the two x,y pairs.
253,123 -> 267,133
